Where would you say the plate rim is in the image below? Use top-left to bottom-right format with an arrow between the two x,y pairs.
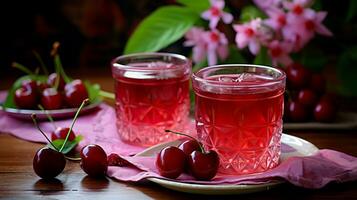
0,100 -> 102,118
136,133 -> 319,195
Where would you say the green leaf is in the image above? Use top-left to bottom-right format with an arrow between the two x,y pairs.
176,0 -> 210,14
311,0 -> 322,11
240,6 -> 266,22
336,47 -> 357,96
253,47 -> 272,66
49,135 -> 83,154
84,81 -> 102,103
124,6 -> 199,54
298,45 -> 328,72
3,75 -> 47,108
346,0 -> 357,22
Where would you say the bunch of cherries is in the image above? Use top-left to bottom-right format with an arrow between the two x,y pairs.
284,63 -> 337,122
156,130 -> 219,181
14,73 -> 89,110
32,99 -> 108,179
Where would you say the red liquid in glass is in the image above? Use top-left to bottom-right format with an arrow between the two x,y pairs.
113,63 -> 190,146
194,73 -> 284,175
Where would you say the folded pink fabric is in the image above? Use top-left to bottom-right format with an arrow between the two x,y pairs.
1,91 -> 357,188
107,149 -> 357,189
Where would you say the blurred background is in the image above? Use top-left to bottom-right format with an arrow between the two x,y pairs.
0,0 -> 356,98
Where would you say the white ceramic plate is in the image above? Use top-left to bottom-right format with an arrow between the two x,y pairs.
136,133 -> 319,195
0,101 -> 101,120
284,112 -> 357,130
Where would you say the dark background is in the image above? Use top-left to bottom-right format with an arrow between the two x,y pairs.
0,0 -> 356,95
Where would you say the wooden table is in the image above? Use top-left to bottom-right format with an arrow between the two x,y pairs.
1,72 -> 356,199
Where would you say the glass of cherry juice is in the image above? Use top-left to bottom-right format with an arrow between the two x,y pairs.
111,53 -> 191,147
192,64 -> 286,175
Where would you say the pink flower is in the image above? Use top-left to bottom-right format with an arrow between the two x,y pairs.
184,27 -> 207,63
233,19 -> 265,55
204,29 -> 229,65
268,40 -> 293,66
184,27 -> 228,65
265,8 -> 287,31
285,9 -> 332,51
201,0 -> 233,29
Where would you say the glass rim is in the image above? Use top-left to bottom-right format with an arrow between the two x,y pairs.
192,64 -> 286,89
111,52 -> 190,72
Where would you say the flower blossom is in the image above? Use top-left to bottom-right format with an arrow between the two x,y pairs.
184,27 -> 228,65
204,29 -> 229,65
184,27 -> 207,63
233,18 -> 266,55
268,40 -> 293,66
201,0 -> 233,29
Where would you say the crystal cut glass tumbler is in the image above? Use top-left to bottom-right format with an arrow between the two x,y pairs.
192,64 -> 286,175
112,53 -> 191,147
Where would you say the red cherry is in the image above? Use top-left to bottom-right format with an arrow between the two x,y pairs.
51,127 -> 76,141
14,87 -> 38,109
80,144 -> 108,177
310,73 -> 326,93
288,101 -> 308,122
41,88 -> 63,110
21,79 -> 37,91
37,81 -> 50,92
178,140 -> 201,156
297,89 -> 318,107
64,79 -> 89,108
156,146 -> 186,179
48,73 -> 65,91
188,150 -> 219,180
314,98 -> 337,122
286,63 -> 311,89
33,147 -> 66,179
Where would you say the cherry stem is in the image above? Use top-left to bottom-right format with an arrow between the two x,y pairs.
59,99 -> 89,153
12,62 -> 34,75
165,130 -> 205,153
99,90 -> 115,100
51,42 -> 71,84
31,114 -> 59,151
38,104 -> 57,130
33,50 -> 49,75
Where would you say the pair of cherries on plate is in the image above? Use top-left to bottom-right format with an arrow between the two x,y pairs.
32,99 -> 108,179
14,73 -> 88,110
156,130 -> 220,181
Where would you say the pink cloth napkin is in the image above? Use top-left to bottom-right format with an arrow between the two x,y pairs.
107,149 -> 357,189
1,90 -> 357,189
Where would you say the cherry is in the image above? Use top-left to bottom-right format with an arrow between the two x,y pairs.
188,150 -> 219,181
80,144 -> 108,177
48,73 -> 65,91
21,79 -> 38,91
288,101 -> 308,122
51,127 -> 76,141
310,73 -> 326,93
64,79 -> 89,108
33,147 -> 66,179
297,89 -> 318,107
14,87 -> 38,109
178,140 -> 201,156
156,146 -> 186,179
41,88 -> 63,110
37,81 -> 50,92
314,97 -> 337,122
286,63 -> 311,89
